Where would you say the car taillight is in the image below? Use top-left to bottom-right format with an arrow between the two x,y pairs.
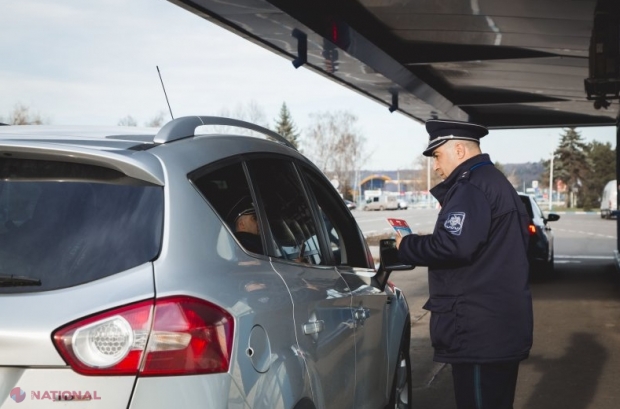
528,224 -> 537,235
53,296 -> 234,377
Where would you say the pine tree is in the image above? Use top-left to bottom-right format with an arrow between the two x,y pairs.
553,127 -> 590,208
273,102 -> 300,149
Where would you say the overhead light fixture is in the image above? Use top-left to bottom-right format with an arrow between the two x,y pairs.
584,0 -> 620,110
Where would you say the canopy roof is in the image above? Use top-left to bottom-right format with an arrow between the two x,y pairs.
169,0 -> 620,129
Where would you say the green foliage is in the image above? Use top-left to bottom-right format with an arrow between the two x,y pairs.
581,141 -> 615,209
273,102 -> 300,149
553,128 -> 590,208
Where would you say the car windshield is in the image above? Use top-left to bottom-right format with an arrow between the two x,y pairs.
0,159 -> 164,293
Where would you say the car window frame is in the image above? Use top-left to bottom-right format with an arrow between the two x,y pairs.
243,154 -> 334,266
297,162 -> 374,270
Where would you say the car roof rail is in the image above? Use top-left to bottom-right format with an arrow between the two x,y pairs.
153,116 -> 296,150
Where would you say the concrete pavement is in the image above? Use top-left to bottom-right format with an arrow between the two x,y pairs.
393,260 -> 620,409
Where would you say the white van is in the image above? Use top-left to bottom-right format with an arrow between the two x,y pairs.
600,180 -> 617,219
363,195 -> 398,211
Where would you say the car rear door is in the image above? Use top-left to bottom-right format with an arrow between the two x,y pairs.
245,156 -> 356,409
300,166 -> 392,409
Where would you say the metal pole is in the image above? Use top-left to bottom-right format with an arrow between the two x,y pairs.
616,121 -> 620,252
549,153 -> 554,211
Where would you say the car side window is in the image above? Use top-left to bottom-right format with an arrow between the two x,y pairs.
246,158 -> 323,265
302,166 -> 373,269
191,161 -> 265,255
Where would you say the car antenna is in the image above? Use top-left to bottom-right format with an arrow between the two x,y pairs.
156,66 -> 174,120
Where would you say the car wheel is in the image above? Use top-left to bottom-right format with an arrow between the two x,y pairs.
389,324 -> 411,409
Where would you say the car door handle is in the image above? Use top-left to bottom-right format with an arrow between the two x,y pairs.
354,307 -> 370,326
303,320 -> 325,335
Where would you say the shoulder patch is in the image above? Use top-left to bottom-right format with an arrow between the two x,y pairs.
444,212 -> 466,236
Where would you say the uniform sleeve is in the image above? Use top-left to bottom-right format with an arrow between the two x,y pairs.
398,182 -> 491,267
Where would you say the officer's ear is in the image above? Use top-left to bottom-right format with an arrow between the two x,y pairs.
455,141 -> 467,159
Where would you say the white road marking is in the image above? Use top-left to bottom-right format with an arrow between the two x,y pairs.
555,255 -> 615,260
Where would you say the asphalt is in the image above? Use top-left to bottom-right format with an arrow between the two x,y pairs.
401,261 -> 620,409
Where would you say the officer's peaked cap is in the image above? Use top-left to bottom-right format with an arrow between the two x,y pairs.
423,119 -> 488,157
227,196 -> 256,224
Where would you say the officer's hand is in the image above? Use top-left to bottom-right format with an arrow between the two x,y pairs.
395,234 -> 403,249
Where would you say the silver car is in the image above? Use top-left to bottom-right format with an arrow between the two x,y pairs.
0,117 -> 411,409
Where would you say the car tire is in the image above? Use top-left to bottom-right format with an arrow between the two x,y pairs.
388,323 -> 411,409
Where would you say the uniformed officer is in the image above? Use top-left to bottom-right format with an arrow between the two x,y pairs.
396,119 -> 533,409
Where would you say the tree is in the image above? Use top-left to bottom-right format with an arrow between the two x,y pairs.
581,141 -> 615,209
118,115 -> 137,126
304,110 -> 367,196
7,103 -> 46,125
217,100 -> 268,135
552,127 -> 590,208
273,102 -> 300,149
413,155 -> 442,189
145,111 -> 166,127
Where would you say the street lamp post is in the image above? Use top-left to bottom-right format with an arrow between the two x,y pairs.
549,153 -> 554,211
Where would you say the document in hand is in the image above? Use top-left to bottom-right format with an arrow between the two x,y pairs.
387,218 -> 412,237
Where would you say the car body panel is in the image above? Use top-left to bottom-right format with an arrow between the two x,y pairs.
0,138 -> 165,185
129,374 -> 233,409
1,369 -> 135,407
271,261 -> 355,409
337,267 -> 390,408
0,263 -> 154,366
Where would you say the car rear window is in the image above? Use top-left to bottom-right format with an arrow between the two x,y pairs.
0,159 -> 163,293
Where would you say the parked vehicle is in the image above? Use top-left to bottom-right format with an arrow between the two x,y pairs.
344,199 -> 357,210
397,199 -> 408,210
363,195 -> 398,211
0,116 -> 411,409
600,180 -> 618,219
519,193 -> 560,274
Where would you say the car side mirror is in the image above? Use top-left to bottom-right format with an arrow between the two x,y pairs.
546,213 -> 560,222
373,239 -> 414,291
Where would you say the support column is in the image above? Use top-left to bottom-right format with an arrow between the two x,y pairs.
617,120 -> 620,252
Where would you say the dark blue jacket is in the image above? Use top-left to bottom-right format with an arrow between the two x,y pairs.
398,154 -> 533,364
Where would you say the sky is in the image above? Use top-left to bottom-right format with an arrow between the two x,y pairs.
0,0 -> 617,170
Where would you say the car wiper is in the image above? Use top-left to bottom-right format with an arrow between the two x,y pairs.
0,274 -> 42,287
